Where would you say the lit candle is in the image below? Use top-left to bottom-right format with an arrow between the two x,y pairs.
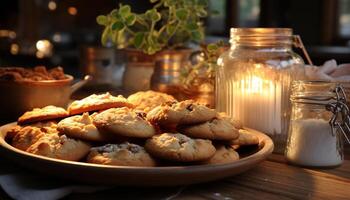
221,63 -> 289,136
235,75 -> 281,134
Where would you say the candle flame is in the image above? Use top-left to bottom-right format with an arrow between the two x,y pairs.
241,75 -> 273,95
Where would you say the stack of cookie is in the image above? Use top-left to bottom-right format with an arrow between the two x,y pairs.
7,91 -> 259,167
144,100 -> 258,164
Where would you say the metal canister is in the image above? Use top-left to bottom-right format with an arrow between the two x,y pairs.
150,49 -> 192,99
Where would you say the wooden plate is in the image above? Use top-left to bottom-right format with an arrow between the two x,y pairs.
0,122 -> 274,186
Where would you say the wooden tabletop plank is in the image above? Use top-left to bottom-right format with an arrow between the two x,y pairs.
176,181 -> 294,200
64,176 -> 294,200
225,160 -> 350,200
268,153 -> 350,180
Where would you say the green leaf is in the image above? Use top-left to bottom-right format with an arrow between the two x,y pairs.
150,0 -> 159,3
145,9 -> 154,18
112,31 -> 118,43
119,5 -> 131,17
125,14 -> 136,26
96,15 -> 108,25
111,21 -> 124,31
186,22 -> 198,31
116,29 -> 126,47
176,9 -> 188,20
111,9 -> 119,18
101,27 -> 110,45
166,24 -> 176,35
191,30 -> 203,42
147,46 -> 157,55
207,43 -> 218,52
146,9 -> 161,22
134,32 -> 145,48
152,12 -> 161,22
147,34 -> 155,46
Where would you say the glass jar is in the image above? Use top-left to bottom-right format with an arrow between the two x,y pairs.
216,28 -> 305,152
285,81 -> 346,168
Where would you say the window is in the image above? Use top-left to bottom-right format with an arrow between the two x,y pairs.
239,0 -> 260,27
206,0 -> 260,35
339,0 -> 350,38
207,0 -> 226,35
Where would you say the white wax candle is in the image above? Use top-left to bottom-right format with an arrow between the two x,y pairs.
231,76 -> 282,135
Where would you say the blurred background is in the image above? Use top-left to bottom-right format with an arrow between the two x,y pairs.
0,0 -> 349,78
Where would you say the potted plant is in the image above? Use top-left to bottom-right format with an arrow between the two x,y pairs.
96,0 -> 209,93
180,41 -> 225,107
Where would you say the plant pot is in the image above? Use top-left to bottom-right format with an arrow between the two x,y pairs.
122,49 -> 156,92
123,48 -> 193,96
150,49 -> 193,99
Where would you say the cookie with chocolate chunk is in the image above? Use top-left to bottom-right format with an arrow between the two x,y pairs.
217,112 -> 243,130
87,143 -> 156,167
58,112 -> 110,142
230,129 -> 259,146
145,133 -> 216,162
127,90 -> 176,113
26,132 -> 91,161
179,117 -> 239,141
201,145 -> 239,165
146,100 -> 216,126
93,107 -> 155,138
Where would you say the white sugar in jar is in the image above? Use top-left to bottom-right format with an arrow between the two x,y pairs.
285,81 -> 346,168
286,118 -> 342,166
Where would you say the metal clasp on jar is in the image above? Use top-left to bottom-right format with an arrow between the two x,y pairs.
326,84 -> 350,144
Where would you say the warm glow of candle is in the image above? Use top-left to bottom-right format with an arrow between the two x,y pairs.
35,39 -> 53,58
228,64 -> 283,135
48,1 -> 57,11
10,43 -> 19,55
68,7 -> 78,16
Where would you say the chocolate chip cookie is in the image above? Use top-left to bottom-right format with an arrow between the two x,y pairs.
145,133 -> 216,162
201,145 -> 239,165
127,90 -> 176,113
147,100 -> 216,126
87,143 -> 156,167
179,117 -> 239,140
58,112 -> 110,142
26,133 -> 91,161
93,107 -> 156,138
230,129 -> 259,146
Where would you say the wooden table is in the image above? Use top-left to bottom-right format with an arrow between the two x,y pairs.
0,152 -> 349,200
